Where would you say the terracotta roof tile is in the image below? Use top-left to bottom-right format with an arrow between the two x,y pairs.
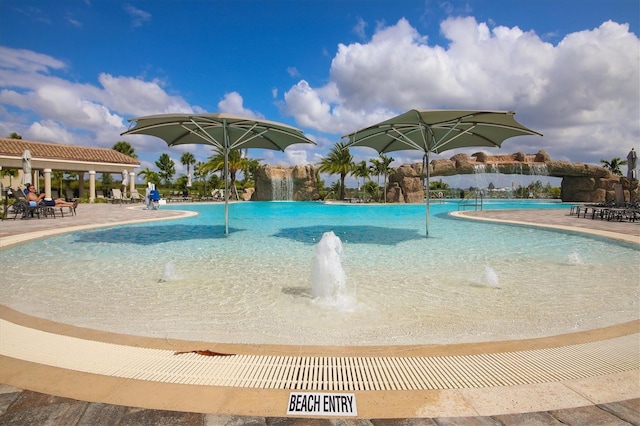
0,138 -> 140,165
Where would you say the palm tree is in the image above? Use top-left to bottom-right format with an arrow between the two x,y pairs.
193,161 -> 209,194
180,152 -> 196,184
600,157 -> 627,176
241,158 -> 261,187
369,153 -> 394,202
352,160 -> 369,200
155,153 -> 175,185
369,160 -> 382,200
318,142 -> 353,200
203,148 -> 248,200
112,141 -> 138,159
137,167 -> 159,185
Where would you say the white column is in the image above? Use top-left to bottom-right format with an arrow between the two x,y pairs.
78,173 -> 85,199
89,171 -> 96,203
129,171 -> 135,193
43,169 -> 52,199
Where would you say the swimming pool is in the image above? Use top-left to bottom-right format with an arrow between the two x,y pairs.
2,200 -> 638,346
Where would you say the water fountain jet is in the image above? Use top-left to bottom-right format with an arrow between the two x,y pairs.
311,231 -> 349,305
159,261 -> 179,282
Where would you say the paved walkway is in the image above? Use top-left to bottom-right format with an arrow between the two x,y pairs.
0,202 -> 638,424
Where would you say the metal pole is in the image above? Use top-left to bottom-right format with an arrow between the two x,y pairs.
223,120 -> 229,236
424,153 -> 430,237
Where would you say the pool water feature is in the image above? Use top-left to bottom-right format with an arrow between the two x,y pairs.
1,201 -> 638,346
311,231 -> 348,305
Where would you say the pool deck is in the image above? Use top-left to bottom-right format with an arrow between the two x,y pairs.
0,202 -> 638,424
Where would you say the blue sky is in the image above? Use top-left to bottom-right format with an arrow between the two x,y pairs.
1,0 -> 638,188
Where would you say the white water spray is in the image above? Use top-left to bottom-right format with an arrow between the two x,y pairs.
566,251 -> 582,265
311,231 -> 348,304
480,266 -> 500,288
159,261 -> 179,282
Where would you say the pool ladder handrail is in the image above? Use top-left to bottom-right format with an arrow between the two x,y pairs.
458,190 -> 484,211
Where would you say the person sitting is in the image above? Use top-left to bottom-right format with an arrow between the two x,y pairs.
25,184 -> 78,209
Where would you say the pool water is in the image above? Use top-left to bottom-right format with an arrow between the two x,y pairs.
2,201 -> 638,345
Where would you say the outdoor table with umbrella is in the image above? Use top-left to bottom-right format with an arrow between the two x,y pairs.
122,113 -> 316,235
343,109 -> 541,236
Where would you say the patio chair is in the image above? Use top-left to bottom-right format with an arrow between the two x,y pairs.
130,189 -> 144,203
41,189 -> 75,217
65,189 -> 77,202
110,188 -> 130,204
10,187 -> 46,219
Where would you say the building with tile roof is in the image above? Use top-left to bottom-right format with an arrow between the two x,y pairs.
0,138 -> 140,202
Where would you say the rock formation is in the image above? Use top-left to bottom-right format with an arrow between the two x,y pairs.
386,150 -> 638,203
252,165 -> 320,201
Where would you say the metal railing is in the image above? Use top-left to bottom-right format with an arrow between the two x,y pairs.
458,190 -> 484,211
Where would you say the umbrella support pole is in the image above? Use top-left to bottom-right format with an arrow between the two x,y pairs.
223,120 -> 230,236
424,154 -> 430,237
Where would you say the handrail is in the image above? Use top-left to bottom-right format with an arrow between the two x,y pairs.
458,190 -> 484,211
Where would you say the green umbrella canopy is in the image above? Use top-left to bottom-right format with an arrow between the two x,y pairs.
343,109 -> 542,155
122,113 -> 316,235
122,113 -> 315,151
343,109 -> 542,236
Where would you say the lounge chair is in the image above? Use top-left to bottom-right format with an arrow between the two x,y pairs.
110,188 -> 130,204
10,187 -> 48,218
3,188 -> 37,219
45,190 -> 76,217
130,189 -> 144,203
65,189 -> 77,202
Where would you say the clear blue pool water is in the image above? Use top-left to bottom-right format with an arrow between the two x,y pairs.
2,200 -> 638,345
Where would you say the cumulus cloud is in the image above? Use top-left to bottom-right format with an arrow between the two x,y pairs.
0,47 -> 196,151
283,17 -> 640,165
217,92 -> 263,119
0,13 -> 638,174
98,74 -> 193,116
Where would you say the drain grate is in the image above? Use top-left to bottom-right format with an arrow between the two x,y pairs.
1,319 -> 637,391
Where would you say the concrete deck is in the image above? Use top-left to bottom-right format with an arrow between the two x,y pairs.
0,202 -> 638,424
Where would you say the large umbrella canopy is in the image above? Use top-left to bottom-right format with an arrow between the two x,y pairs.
21,149 -> 32,186
122,113 -> 316,234
343,110 -> 542,236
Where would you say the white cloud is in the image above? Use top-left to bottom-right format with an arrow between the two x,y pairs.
353,17 -> 368,40
217,92 -> 263,119
1,14 -> 638,178
285,149 -> 309,165
0,46 -> 66,75
29,120 -> 76,144
283,17 -> 640,166
0,47 -> 199,153
123,3 -> 151,28
98,73 -> 194,116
